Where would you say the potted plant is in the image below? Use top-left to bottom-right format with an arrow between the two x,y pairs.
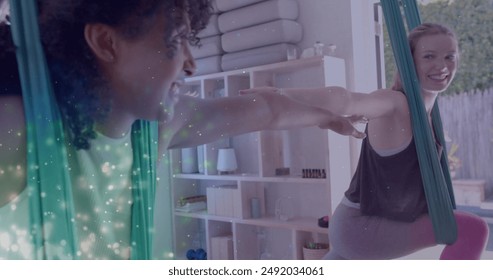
447,143 -> 461,179
303,241 -> 330,260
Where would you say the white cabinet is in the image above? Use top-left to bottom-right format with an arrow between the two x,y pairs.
170,56 -> 353,260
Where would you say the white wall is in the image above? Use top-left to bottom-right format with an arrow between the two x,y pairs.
298,0 -> 381,174
297,0 -> 354,88
297,0 -> 380,92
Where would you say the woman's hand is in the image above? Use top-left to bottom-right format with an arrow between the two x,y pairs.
319,114 -> 367,139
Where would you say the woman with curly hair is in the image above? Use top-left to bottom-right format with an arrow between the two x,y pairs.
0,0 -> 364,259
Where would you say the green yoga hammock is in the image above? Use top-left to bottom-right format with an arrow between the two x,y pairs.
10,0 -> 159,259
381,0 -> 457,244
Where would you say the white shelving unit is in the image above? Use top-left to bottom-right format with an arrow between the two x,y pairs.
170,56 -> 354,260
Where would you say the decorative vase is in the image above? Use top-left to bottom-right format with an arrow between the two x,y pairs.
181,147 -> 198,174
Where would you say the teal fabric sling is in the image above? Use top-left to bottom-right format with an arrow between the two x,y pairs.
10,0 -> 158,259
130,120 -> 158,260
10,0 -> 78,259
380,0 -> 457,244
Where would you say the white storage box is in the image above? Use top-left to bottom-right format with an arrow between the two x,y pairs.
198,14 -> 220,38
218,0 -> 298,33
206,185 -> 241,218
215,0 -> 265,12
191,35 -> 223,59
206,184 -> 264,218
221,19 -> 302,53
195,55 -> 222,76
210,235 -> 234,260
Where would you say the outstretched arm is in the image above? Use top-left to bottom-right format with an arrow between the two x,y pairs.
159,91 -> 366,154
240,86 -> 409,121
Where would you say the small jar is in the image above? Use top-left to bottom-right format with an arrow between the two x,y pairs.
314,41 -> 324,56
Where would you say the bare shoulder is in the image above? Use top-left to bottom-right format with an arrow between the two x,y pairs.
370,88 -> 407,100
0,95 -> 27,207
367,89 -> 412,150
371,88 -> 410,114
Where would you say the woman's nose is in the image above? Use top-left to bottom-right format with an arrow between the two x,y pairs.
183,43 -> 196,77
435,58 -> 448,70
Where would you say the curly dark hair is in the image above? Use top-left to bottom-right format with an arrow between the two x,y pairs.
0,22 -> 22,97
37,0 -> 212,149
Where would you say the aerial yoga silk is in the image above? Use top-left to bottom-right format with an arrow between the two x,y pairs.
380,0 -> 457,244
9,0 -> 161,259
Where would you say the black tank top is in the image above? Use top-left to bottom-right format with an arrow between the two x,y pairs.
345,129 -> 441,222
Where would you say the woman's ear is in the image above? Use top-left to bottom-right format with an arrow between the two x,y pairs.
84,23 -> 117,63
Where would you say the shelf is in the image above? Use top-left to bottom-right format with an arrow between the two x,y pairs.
171,54 -> 349,259
172,173 -> 326,184
239,216 -> 327,234
183,56 -> 334,82
175,210 -> 227,221
175,211 -> 326,234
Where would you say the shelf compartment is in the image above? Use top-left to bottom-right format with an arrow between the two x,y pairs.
226,74 -> 250,97
264,183 -> 330,220
173,217 -> 206,260
234,223 -> 259,259
235,224 -> 294,260
294,230 -> 330,260
203,78 -> 225,99
176,135 -> 260,177
201,182 -> 265,220
171,148 -> 203,175
179,80 -> 201,97
260,128 -> 329,178
171,178 -> 203,206
207,220 -> 233,260
230,133 -> 260,175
